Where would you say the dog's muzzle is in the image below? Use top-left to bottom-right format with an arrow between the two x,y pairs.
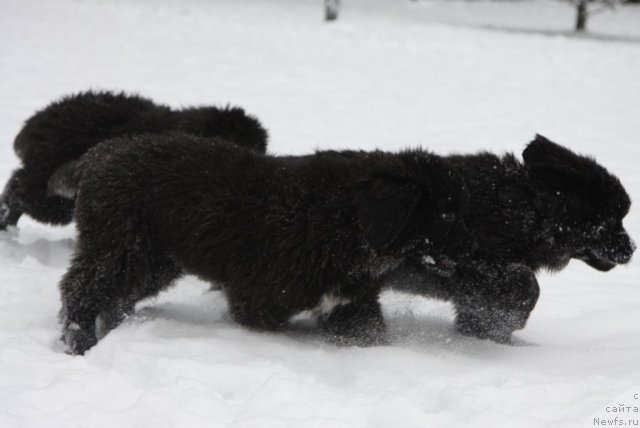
578,231 -> 636,271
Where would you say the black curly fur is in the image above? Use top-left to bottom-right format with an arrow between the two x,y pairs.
58,132 -> 474,354
0,91 -> 268,229
386,134 -> 635,343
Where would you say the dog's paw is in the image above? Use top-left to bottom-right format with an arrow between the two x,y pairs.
62,323 -> 97,355
0,204 -> 17,235
319,299 -> 389,347
0,202 -> 19,233
455,319 -> 512,344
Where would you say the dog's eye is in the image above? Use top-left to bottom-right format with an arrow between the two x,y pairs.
441,212 -> 456,222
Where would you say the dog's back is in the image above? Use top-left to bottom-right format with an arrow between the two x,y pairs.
1,90 -> 269,230
14,91 -> 163,165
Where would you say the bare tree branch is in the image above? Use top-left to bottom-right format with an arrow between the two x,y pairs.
588,0 -> 617,16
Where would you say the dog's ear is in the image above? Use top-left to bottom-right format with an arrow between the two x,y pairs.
356,177 -> 421,249
524,135 -> 631,220
523,135 -> 575,170
522,134 -> 587,191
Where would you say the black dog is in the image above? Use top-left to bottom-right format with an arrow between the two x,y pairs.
0,91 -> 268,230
386,135 -> 635,343
58,132 -> 473,355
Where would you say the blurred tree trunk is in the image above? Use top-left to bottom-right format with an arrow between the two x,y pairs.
575,0 -> 588,31
325,0 -> 340,21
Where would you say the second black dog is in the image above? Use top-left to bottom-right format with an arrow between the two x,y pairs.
0,90 -> 268,230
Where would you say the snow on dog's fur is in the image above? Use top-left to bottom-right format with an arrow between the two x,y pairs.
58,132 -> 473,355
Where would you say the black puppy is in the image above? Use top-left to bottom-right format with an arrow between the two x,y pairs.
387,135 -> 635,343
0,90 -> 267,230
58,132 -> 473,355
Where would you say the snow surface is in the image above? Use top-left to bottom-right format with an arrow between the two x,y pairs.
1,0 -> 639,426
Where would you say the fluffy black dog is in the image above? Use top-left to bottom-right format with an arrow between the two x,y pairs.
0,91 -> 268,230
58,132 -> 473,355
386,135 -> 635,343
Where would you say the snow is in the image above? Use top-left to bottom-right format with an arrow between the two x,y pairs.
1,0 -> 639,426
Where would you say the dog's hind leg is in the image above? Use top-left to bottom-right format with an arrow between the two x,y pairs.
59,251 -> 112,355
95,254 -> 181,339
60,266 -> 177,355
60,233 -> 181,355
0,169 -> 25,230
1,167 -> 75,229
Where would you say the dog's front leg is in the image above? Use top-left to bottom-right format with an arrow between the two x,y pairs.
318,292 -> 388,347
227,295 -> 292,332
453,263 -> 540,344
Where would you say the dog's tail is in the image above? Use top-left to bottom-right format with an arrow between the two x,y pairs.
47,159 -> 82,200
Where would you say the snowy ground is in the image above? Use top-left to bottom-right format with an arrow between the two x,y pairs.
1,0 -> 639,426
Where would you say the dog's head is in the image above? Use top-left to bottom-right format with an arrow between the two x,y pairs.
356,151 -> 475,275
523,135 -> 635,271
